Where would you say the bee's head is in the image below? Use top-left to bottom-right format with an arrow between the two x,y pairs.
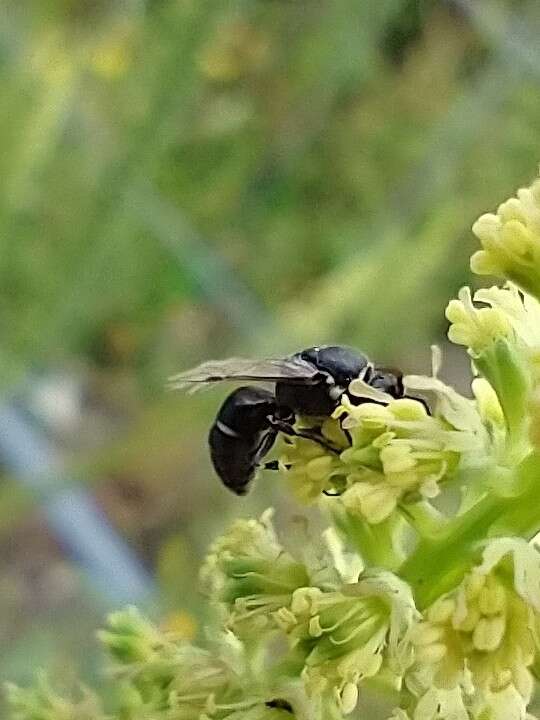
367,366 -> 404,399
300,345 -> 370,387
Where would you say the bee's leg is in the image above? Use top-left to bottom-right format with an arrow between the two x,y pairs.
263,460 -> 292,471
263,450 -> 341,493
337,415 -> 353,446
297,428 -> 340,454
267,417 -> 340,455
253,429 -> 278,467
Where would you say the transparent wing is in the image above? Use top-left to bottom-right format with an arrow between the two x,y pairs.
168,356 -> 320,391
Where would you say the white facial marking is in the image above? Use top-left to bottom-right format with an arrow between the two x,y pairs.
359,362 -> 374,380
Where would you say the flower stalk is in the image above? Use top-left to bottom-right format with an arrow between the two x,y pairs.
401,450 -> 540,609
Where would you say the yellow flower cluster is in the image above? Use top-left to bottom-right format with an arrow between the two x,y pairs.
280,398 -> 463,525
446,287 -> 513,357
279,419 -> 349,502
200,510 -> 310,638
202,512 -> 417,719
446,284 -> 540,361
471,176 -> 540,299
276,571 -> 416,717
340,398 -> 459,524
412,574 -> 535,697
405,539 -> 540,720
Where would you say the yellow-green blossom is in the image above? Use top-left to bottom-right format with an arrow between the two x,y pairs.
100,608 -> 253,720
475,285 -> 540,342
200,510 -> 310,638
445,285 -> 533,455
446,284 -> 540,373
471,685 -> 538,720
280,388 -> 478,524
408,539 -> 540,719
99,605 -> 167,665
471,176 -> 540,299
471,379 -> 505,436
405,373 -> 505,481
410,686 -> 470,720
6,674 -> 104,720
400,683 -> 538,720
279,418 -> 349,502
474,285 -> 540,382
337,397 -> 463,524
446,287 -> 513,356
283,571 -> 417,717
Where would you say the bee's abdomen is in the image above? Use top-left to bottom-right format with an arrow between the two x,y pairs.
208,386 -> 278,495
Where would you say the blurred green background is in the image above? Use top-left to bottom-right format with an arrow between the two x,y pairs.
1,0 -> 540,702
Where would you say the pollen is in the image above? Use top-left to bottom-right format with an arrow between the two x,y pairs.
472,615 -> 506,652
339,682 -> 359,715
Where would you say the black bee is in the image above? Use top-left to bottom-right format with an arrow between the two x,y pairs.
170,345 -> 406,495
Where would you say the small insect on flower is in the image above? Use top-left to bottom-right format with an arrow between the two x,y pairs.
170,346 -> 408,495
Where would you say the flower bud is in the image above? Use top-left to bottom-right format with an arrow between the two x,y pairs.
446,288 -> 513,355
98,606 -> 162,665
6,675 -> 103,720
446,286 -> 534,453
471,176 -> 540,300
200,510 -> 310,638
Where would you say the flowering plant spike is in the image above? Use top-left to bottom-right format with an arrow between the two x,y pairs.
9,174 -> 540,720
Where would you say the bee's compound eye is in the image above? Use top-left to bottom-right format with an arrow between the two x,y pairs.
369,368 -> 404,398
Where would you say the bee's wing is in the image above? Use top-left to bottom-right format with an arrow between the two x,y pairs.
169,356 -> 320,391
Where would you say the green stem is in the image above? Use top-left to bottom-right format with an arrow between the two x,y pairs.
401,451 -> 540,609
398,501 -> 445,539
330,506 -> 403,571
507,268 -> 540,306
474,339 -> 530,462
